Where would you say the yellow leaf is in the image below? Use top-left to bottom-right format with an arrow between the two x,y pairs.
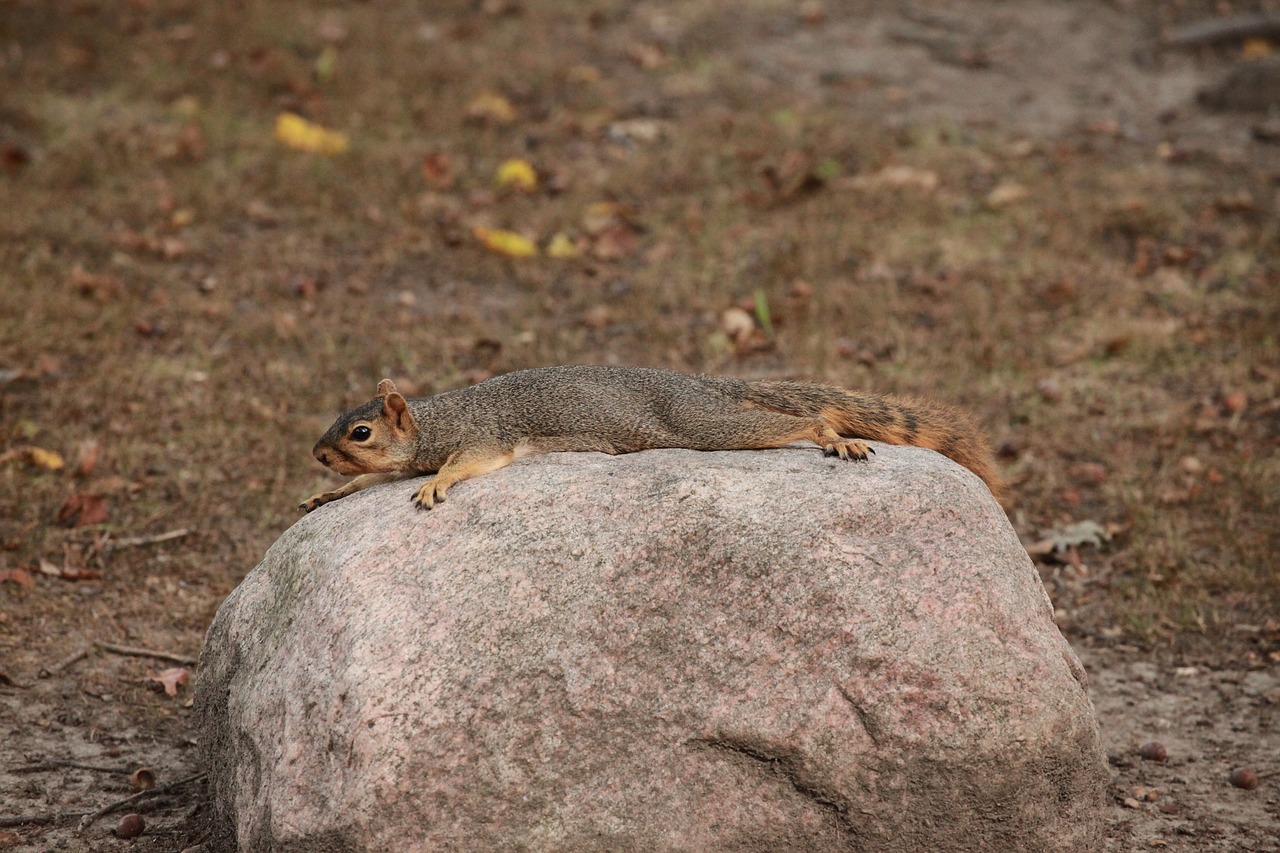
495,158 -> 538,191
546,232 -> 579,258
13,419 -> 40,440
0,445 -> 64,470
27,447 -> 64,470
466,92 -> 516,125
273,112 -> 349,155
473,227 -> 538,258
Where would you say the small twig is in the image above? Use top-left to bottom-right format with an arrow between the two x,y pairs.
13,761 -> 132,775
94,641 -> 197,667
77,771 -> 207,832
41,646 -> 90,677
1166,13 -> 1280,47
106,528 -> 192,550
0,813 -> 59,828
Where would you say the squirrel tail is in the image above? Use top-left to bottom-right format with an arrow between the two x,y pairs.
705,377 -> 1004,499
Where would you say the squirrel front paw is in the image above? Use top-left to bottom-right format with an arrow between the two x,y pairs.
299,489 -> 341,513
411,477 -> 449,510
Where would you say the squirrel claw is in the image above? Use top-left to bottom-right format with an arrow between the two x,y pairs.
825,439 -> 872,461
412,480 -> 444,510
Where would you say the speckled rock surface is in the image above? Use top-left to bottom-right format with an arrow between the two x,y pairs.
195,445 -> 1106,852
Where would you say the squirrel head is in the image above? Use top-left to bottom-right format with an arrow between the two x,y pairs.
312,379 -> 420,475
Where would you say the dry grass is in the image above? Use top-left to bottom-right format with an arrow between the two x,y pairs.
2,2 -> 1278,849
2,0 -> 1278,677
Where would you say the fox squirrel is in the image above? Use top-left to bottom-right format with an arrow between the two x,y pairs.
300,365 -> 1002,512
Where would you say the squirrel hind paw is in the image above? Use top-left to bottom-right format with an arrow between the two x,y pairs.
825,439 -> 872,461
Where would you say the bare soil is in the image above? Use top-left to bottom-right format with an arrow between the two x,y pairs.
1,1 -> 1277,850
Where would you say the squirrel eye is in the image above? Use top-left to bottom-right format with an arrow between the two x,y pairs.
351,425 -> 372,441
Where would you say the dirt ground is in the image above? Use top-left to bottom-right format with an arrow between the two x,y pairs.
1,1 -> 1277,850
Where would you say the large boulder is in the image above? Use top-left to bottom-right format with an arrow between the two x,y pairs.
195,445 -> 1106,852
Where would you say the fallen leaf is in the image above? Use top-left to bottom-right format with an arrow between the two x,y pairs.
986,181 -> 1029,208
546,232 -> 579,258
581,305 -> 612,329
70,267 -> 123,301
13,419 -> 40,440
465,92 -> 516,124
756,150 -> 827,205
473,227 -> 538,258
590,223 -> 639,260
74,439 -> 101,477
1,141 -> 30,173
178,123 -> 207,161
840,165 -> 940,193
147,667 -> 190,697
582,202 -> 623,235
1242,38 -> 1274,59
37,556 -> 100,581
1070,462 -> 1107,484
314,46 -> 338,82
27,446 -> 65,470
607,119 -> 663,145
245,199 -> 280,224
55,493 -> 109,528
722,307 -> 755,343
1040,520 -> 1111,553
494,158 -> 537,191
158,236 -> 190,259
0,569 -> 34,588
421,152 -> 454,188
317,16 -> 349,43
273,112 -> 349,155
628,43 -> 667,69
0,446 -> 65,470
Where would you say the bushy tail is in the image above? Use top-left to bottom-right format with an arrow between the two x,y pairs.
700,376 -> 1003,498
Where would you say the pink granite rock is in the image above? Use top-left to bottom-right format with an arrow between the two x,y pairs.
196,445 -> 1106,852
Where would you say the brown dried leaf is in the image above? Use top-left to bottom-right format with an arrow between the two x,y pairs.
70,266 -> 123,301
590,223 -> 639,260
147,667 -> 191,697
73,439 -> 101,477
0,142 -> 31,173
0,569 -> 34,588
38,555 -> 99,581
55,493 -> 109,528
421,152 -> 454,188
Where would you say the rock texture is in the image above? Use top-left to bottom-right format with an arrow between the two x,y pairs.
196,445 -> 1106,852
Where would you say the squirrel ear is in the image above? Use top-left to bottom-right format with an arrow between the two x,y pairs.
375,378 -> 398,398
382,391 -> 412,431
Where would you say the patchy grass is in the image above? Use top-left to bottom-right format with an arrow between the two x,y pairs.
1,0 -> 1278,846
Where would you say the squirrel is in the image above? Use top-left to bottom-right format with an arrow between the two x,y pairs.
300,365 -> 1002,513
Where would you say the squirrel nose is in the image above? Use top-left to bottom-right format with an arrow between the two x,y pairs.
314,447 -> 329,465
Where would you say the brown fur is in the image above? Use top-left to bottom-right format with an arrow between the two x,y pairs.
703,378 -> 1004,500
301,366 -> 1002,512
